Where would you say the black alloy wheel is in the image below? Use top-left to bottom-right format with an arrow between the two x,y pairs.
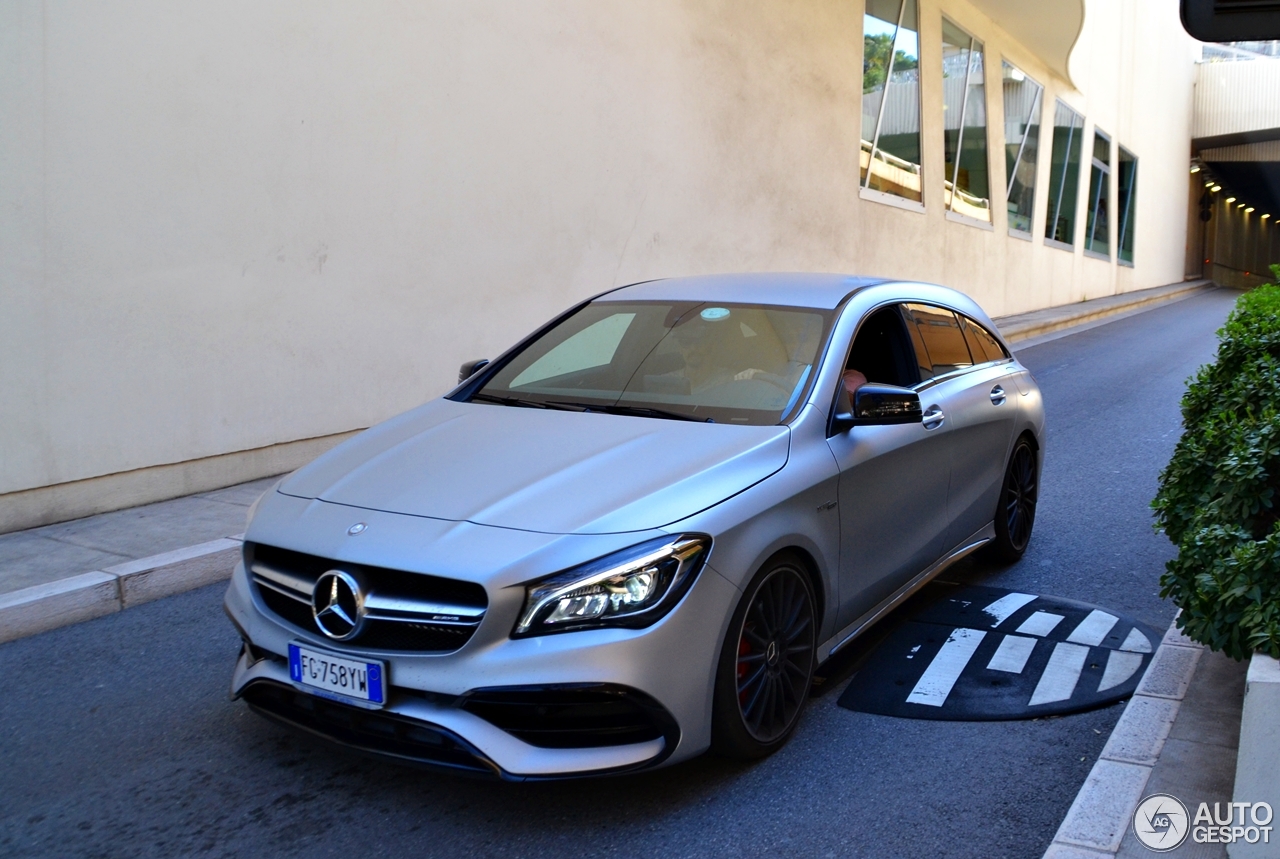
712,556 -> 816,759
990,437 -> 1038,562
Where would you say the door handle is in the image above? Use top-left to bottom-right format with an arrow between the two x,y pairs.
990,385 -> 1007,406
922,406 -> 945,430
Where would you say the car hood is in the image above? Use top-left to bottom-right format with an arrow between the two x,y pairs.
278,399 -> 790,535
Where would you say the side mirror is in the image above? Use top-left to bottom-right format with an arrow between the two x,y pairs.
830,383 -> 922,434
854,384 -> 922,425
830,388 -> 858,435
458,358 -> 490,383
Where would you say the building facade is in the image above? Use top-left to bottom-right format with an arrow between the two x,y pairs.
0,1 -> 1209,530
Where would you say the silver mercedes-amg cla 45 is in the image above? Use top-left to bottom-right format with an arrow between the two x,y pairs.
224,273 -> 1044,779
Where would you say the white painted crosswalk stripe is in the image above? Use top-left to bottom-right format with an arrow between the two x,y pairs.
906,628 -> 987,707
1065,609 -> 1119,646
1029,642 -> 1090,705
1015,611 -> 1064,637
1119,627 -> 1153,653
981,592 -> 1037,626
987,634 -> 1037,673
1098,650 -> 1145,692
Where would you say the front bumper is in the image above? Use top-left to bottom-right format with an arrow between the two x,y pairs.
225,545 -> 740,778
232,650 -> 675,780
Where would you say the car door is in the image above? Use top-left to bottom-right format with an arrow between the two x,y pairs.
900,304 -> 1018,552
826,304 -> 952,629
943,313 -> 1021,548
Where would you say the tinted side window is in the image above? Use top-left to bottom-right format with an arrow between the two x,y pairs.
902,305 -> 935,381
903,304 -> 974,377
958,315 -> 1009,363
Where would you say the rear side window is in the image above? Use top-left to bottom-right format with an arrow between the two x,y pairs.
903,303 -> 973,378
958,315 -> 1009,363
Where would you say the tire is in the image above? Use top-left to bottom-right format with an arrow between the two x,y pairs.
989,436 -> 1038,563
710,554 -> 817,760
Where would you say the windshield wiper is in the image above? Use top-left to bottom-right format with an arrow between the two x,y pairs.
475,394 -> 708,422
471,393 -> 591,412
594,404 -> 710,423
469,393 -> 550,409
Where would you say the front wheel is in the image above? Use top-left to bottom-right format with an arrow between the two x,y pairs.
711,555 -> 816,760
989,437 -> 1038,562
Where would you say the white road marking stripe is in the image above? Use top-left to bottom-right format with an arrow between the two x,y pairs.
1029,642 -> 1090,705
1119,627 -> 1153,653
1065,609 -> 1120,646
987,634 -> 1037,673
981,592 -> 1037,626
1015,611 -> 1064,637
1098,650 -> 1145,691
907,628 -> 987,707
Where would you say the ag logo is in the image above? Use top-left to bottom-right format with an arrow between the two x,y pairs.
1134,793 -> 1189,852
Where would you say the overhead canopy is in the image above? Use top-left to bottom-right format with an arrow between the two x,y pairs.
1194,61 -> 1280,215
969,0 -> 1085,87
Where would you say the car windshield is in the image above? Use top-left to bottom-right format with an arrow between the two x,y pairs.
471,300 -> 833,425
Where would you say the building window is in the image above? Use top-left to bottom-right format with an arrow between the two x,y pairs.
1117,147 -> 1137,265
861,0 -> 922,204
1001,61 -> 1042,237
1085,130 -> 1111,258
1044,100 -> 1085,248
941,18 -> 990,222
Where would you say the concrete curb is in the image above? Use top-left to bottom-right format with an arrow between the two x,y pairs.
1229,652 -> 1280,859
1042,619 -> 1206,857
0,535 -> 243,644
996,280 -> 1214,347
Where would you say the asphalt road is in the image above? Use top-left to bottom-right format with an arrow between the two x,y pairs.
0,288 -> 1240,859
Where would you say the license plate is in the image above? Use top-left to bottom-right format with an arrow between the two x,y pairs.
289,642 -> 386,706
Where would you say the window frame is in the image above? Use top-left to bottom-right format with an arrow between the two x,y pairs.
1117,145 -> 1138,266
1000,59 -> 1044,240
1043,99 -> 1085,252
940,16 -> 993,228
860,0 -> 926,213
1084,127 -> 1113,260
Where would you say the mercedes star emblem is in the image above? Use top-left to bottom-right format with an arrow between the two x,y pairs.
311,569 -> 366,641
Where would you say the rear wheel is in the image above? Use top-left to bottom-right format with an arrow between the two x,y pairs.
711,555 -> 816,760
989,437 -> 1038,562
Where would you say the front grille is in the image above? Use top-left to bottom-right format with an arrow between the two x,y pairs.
247,542 -> 488,654
462,684 -> 679,749
241,680 -> 497,776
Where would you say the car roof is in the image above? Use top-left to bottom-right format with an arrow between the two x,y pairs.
602,272 -> 889,310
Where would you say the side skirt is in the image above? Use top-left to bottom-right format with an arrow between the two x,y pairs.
816,522 -> 995,663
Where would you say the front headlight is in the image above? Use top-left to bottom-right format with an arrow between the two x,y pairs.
513,535 -> 711,637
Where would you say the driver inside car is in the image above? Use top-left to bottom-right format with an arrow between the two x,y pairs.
843,368 -> 868,397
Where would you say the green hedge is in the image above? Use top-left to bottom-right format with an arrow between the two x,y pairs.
1152,266 -> 1280,660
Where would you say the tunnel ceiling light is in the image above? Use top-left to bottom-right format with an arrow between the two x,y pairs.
1205,180 -> 1214,187
1246,207 -> 1255,213
1264,214 -> 1272,220
1212,185 -> 1222,192
1226,196 -> 1237,203
1191,165 -> 1201,173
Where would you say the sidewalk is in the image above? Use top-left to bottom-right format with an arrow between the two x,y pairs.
0,475 -> 280,642
1045,626 -> 1249,859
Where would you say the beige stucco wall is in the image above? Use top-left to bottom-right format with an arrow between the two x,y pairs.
0,0 -> 1198,526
